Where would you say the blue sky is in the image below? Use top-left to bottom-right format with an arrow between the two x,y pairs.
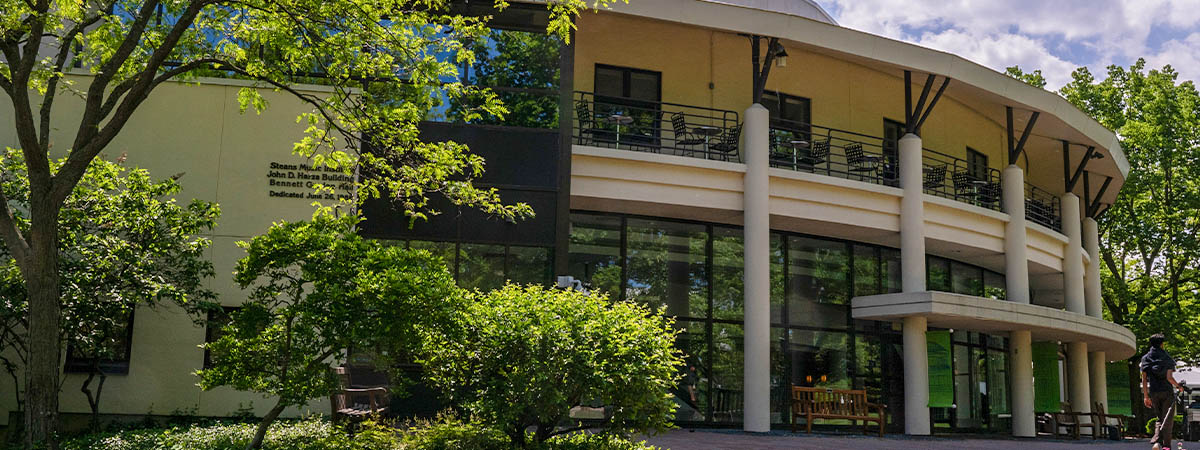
813,0 -> 1200,89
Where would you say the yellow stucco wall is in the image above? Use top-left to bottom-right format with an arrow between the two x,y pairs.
574,12 -> 1009,175
0,76 -> 337,425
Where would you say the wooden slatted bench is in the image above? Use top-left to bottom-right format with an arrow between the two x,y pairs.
791,386 -> 887,437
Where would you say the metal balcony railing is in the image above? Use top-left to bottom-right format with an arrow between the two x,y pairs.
1025,183 -> 1062,232
768,118 -> 898,187
572,92 -> 741,161
921,149 -> 1003,212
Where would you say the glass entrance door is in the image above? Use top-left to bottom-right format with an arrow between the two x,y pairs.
948,331 -> 1011,432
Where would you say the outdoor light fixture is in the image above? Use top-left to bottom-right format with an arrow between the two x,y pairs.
1091,152 -> 1105,160
773,41 -> 789,68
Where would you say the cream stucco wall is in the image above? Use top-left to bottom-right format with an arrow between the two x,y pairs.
574,13 -> 1010,174
0,76 -> 340,425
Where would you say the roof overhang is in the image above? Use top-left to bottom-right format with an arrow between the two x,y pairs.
852,291 -> 1137,360
600,0 -> 1129,203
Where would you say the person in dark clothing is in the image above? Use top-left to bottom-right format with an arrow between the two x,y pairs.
1141,333 -> 1185,450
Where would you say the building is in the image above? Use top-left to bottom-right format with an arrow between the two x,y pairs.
0,0 -> 1135,437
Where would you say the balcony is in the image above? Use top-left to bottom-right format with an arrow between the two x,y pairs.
571,93 -> 1064,232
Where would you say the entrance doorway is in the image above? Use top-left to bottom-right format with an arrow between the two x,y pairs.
934,331 -> 1011,432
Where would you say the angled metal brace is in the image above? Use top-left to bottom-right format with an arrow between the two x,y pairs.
904,72 -> 952,135
1066,145 -> 1095,193
1087,176 -> 1113,217
1007,107 -> 1039,164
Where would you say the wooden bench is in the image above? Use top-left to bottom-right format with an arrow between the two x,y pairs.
791,386 -> 886,436
330,365 -> 389,423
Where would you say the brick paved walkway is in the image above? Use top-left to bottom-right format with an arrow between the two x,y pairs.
643,429 -> 1156,449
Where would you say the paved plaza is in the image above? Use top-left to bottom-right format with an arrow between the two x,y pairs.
643,429 -> 1157,449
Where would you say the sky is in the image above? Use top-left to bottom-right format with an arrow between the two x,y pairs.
813,0 -> 1200,89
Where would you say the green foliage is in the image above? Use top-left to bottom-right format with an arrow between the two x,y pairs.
399,415 -> 659,450
419,284 -> 682,446
0,148 -> 219,408
197,209 -> 461,447
1005,65 -> 1048,89
1059,60 -> 1200,363
44,419 -> 400,450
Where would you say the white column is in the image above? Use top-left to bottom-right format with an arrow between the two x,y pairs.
902,316 -> 930,435
1090,351 -> 1108,413
1067,341 -> 1092,419
742,104 -> 771,433
1083,217 -> 1103,318
1010,330 -> 1035,437
899,134 -> 926,292
1002,165 -> 1029,304
1062,193 -> 1085,314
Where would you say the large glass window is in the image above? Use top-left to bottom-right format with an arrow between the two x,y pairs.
567,213 -> 623,301
566,211 -> 1010,429
625,219 -> 708,319
447,25 -> 562,128
787,236 -> 849,329
65,312 -> 135,375
395,240 -> 551,290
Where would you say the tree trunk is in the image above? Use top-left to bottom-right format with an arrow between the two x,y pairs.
23,199 -> 61,450
80,358 -> 106,432
246,400 -> 286,450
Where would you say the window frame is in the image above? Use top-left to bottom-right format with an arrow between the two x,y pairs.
966,147 -> 989,181
203,306 -> 241,369
64,310 -> 136,375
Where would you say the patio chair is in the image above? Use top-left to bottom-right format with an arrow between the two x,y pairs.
923,165 -> 947,192
845,143 -> 881,180
977,181 -> 1002,208
709,124 -> 741,161
799,138 -> 830,169
670,112 -> 706,154
330,365 -> 390,423
952,170 -> 977,201
575,100 -> 600,145
1026,198 -> 1050,225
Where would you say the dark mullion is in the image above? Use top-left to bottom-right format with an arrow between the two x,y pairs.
619,216 -> 628,302
705,224 -> 715,423
846,241 -> 857,390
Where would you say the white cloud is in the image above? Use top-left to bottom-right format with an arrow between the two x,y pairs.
817,0 -> 1200,88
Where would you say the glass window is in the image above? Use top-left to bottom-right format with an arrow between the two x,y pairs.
967,147 -> 989,181
626,218 -> 707,319
988,348 -> 1010,416
65,311 -> 134,375
928,256 -> 951,292
853,245 -> 880,297
507,246 -> 551,286
951,261 -> 983,296
984,271 -> 1006,300
458,243 -> 506,291
409,240 -> 456,269
712,227 -> 744,321
711,323 -> 744,423
787,236 -> 849,329
771,233 -> 785,324
882,247 -> 902,293
450,28 -> 562,128
203,307 -> 239,369
787,329 -> 851,389
674,320 -> 708,422
568,213 -> 622,301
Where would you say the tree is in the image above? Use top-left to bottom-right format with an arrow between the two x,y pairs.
0,148 -> 219,431
197,210 -> 461,450
1058,60 -> 1200,360
419,284 -> 683,448
0,0 -> 625,446
1005,65 -> 1048,89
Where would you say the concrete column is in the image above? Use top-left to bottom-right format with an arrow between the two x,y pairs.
1083,217 -> 1103,318
1090,351 -> 1108,413
1067,342 -> 1092,419
1002,165 -> 1030,304
899,133 -> 926,292
1062,193 -> 1085,314
742,104 -> 771,433
1010,330 -> 1035,437
902,316 -> 930,435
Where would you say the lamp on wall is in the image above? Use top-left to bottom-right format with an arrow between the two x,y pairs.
772,41 -> 789,68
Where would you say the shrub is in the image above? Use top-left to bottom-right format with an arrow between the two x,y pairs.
399,416 -> 658,450
50,419 -> 399,450
419,284 -> 683,447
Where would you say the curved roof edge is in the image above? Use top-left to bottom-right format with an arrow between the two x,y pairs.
699,0 -> 837,25
603,0 -> 1129,180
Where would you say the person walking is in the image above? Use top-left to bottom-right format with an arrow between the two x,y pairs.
1142,333 -> 1185,450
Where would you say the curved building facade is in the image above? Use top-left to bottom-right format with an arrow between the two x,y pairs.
0,0 -> 1134,437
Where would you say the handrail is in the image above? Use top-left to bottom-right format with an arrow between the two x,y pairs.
767,117 -> 897,187
572,91 -> 741,160
1025,183 -> 1062,231
921,148 -> 1003,211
